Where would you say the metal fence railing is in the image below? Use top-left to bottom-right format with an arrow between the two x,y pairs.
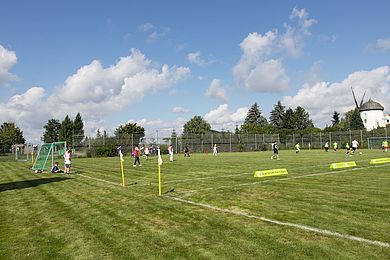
2,126 -> 389,159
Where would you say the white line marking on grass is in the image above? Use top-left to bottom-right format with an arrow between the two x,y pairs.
78,174 -> 122,187
170,196 -> 390,248
177,164 -> 388,194
163,172 -> 252,184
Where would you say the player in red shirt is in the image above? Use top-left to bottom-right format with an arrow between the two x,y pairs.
133,145 -> 142,167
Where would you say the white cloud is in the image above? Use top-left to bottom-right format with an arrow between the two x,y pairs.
0,45 -> 18,85
0,49 -> 190,143
172,106 -> 189,113
204,104 -> 248,131
376,38 -> 390,51
283,66 -> 390,127
233,8 -> 316,92
138,22 -> 154,32
233,31 -> 289,92
205,79 -> 228,102
282,7 -> 317,58
139,22 -> 170,43
187,51 -> 205,66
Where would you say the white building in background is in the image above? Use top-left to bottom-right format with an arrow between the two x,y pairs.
359,98 -> 385,131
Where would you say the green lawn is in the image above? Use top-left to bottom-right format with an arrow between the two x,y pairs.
1,149 -> 389,259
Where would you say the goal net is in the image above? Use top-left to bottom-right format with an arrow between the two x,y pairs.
32,142 -> 67,171
367,137 -> 389,149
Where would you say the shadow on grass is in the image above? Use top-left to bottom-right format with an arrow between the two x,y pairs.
0,177 -> 71,192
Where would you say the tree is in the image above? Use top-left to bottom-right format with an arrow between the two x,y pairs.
59,115 -> 74,146
183,116 -> 211,135
73,112 -> 84,138
332,111 -> 340,127
115,122 -> 145,136
0,122 -> 25,149
244,102 -> 268,127
269,101 -> 285,128
350,109 -> 365,130
294,106 -> 314,130
42,119 -> 61,143
282,108 -> 295,129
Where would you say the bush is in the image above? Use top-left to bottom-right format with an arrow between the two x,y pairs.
95,144 -> 117,157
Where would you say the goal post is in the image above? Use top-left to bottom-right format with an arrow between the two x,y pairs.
32,142 -> 67,171
367,137 -> 389,149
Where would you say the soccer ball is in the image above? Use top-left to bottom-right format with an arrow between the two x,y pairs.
359,152 -> 362,155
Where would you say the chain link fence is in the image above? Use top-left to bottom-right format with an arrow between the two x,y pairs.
1,127 -> 389,159
70,127 -> 390,156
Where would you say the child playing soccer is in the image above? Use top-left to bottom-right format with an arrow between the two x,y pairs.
64,148 -> 72,174
271,141 -> 279,160
168,144 -> 174,162
133,145 -> 142,167
295,143 -> 300,154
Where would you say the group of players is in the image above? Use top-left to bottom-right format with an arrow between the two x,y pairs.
269,138 -> 387,160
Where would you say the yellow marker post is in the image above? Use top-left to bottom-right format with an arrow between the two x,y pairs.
254,168 -> 288,178
118,148 -> 125,187
370,158 -> 390,165
31,151 -> 34,164
157,148 -> 163,196
120,158 -> 125,187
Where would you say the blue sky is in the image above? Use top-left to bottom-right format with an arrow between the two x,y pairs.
1,0 -> 390,143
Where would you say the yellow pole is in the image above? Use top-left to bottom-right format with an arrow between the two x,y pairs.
31,151 -> 34,164
120,158 -> 125,187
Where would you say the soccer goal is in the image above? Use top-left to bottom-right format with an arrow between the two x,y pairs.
32,142 -> 67,171
12,143 -> 34,162
367,137 -> 389,149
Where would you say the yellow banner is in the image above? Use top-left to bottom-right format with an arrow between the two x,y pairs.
370,158 -> 390,165
254,168 -> 288,178
329,161 -> 357,169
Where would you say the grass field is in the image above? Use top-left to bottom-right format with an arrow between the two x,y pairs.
1,149 -> 389,259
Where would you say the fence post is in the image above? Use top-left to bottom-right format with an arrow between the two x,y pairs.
255,134 -> 257,150
230,133 -> 232,152
320,132 -> 322,149
349,130 -> 352,144
360,130 -> 363,148
292,134 -> 295,148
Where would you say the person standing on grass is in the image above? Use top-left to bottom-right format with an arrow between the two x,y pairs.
271,141 -> 279,160
184,144 -> 190,157
212,144 -> 218,156
168,144 -> 174,162
144,146 -> 150,160
133,145 -> 142,167
64,148 -> 72,174
324,141 -> 329,152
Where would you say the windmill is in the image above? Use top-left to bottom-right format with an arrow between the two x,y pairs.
351,87 -> 366,110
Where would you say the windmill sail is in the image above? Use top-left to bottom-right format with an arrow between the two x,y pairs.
351,87 -> 359,109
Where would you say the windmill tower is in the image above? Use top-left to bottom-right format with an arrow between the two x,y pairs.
352,88 -> 385,130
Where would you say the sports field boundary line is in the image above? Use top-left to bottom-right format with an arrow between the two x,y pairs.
176,164 -> 388,194
163,158 -> 371,185
170,196 -> 390,248
78,173 -> 123,187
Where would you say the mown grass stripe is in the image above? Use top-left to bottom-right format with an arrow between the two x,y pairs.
170,196 -> 390,248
